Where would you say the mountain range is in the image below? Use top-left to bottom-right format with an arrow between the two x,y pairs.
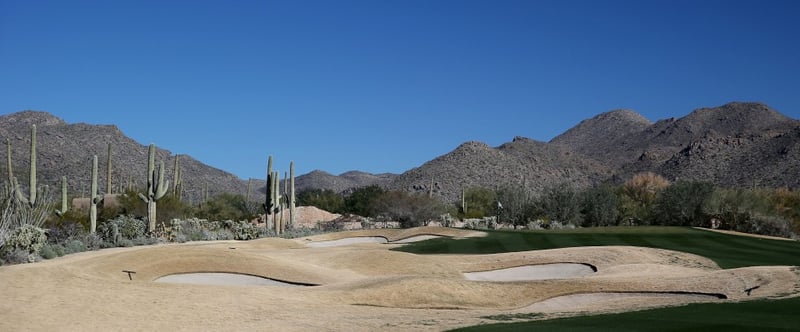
2,102 -> 798,204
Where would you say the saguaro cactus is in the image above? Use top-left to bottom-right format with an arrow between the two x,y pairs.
138,144 -> 169,233
89,155 -> 104,233
6,139 -> 13,186
55,176 -> 68,216
265,155 -> 275,215
272,171 -> 281,234
289,161 -> 295,228
12,125 -> 38,206
172,154 -> 183,200
106,142 -> 113,194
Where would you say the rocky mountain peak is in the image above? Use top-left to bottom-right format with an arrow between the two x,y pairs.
0,110 -> 66,126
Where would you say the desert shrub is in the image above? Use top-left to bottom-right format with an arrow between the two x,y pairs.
2,224 -> 47,263
82,233 -> 106,250
98,215 -> 147,245
2,249 -> 33,264
46,222 -> 86,245
39,243 -> 67,259
64,239 -> 86,254
224,220 -> 259,240
373,191 -> 445,228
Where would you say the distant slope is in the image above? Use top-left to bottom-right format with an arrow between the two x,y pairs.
388,137 -> 612,201
550,109 -> 652,161
0,110 -> 248,204
294,170 -> 396,194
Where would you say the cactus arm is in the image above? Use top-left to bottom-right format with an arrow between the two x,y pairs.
29,124 -> 36,205
55,176 -> 68,216
138,192 -> 148,202
6,138 -> 13,185
155,160 -> 169,199
12,177 -> 29,205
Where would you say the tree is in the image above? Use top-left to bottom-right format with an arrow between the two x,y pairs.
296,188 -> 344,213
373,191 -> 444,228
344,185 -> 385,217
534,182 -> 581,225
581,185 -> 619,227
619,172 -> 670,225
496,186 -> 532,226
460,187 -> 497,219
652,181 -> 714,226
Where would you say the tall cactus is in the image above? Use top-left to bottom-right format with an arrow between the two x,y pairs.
55,176 -> 68,216
6,139 -> 13,186
172,154 -> 183,200
289,161 -> 295,228
12,125 -> 38,206
106,142 -> 113,194
138,144 -> 169,233
265,155 -> 275,215
273,171 -> 281,234
89,155 -> 104,233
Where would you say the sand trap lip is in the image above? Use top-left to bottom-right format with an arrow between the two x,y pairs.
391,235 -> 443,243
305,235 -> 442,247
522,291 -> 725,313
464,263 -> 596,281
305,236 -> 389,248
154,272 -> 312,287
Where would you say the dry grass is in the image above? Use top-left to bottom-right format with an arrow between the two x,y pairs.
1,227 -> 798,331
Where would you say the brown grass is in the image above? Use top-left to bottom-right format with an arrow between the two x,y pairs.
1,227 -> 798,331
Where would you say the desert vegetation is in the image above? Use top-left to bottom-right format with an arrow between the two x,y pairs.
450,172 -> 799,239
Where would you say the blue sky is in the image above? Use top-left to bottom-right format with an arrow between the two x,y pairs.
1,0 -> 798,180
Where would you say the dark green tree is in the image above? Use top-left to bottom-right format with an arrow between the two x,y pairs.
296,188 -> 344,213
344,185 -> 385,217
460,187 -> 497,219
581,185 -> 619,227
652,181 -> 714,226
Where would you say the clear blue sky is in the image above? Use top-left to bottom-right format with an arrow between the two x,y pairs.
1,0 -> 799,180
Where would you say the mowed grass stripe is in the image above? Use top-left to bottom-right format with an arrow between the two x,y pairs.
451,297 -> 800,332
396,227 -> 800,269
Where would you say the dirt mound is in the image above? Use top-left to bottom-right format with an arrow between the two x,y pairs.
292,206 -> 341,227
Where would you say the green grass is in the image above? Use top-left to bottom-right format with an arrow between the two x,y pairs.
452,297 -> 800,332
396,227 -> 800,269
394,227 -> 800,331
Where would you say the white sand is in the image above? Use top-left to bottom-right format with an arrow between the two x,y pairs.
463,263 -> 596,281
154,272 -> 306,287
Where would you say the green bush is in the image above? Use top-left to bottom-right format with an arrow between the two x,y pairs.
39,243 -> 65,259
64,240 -> 86,254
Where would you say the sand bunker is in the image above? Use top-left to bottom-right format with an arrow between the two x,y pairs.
464,263 -> 596,281
155,272 -> 308,287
